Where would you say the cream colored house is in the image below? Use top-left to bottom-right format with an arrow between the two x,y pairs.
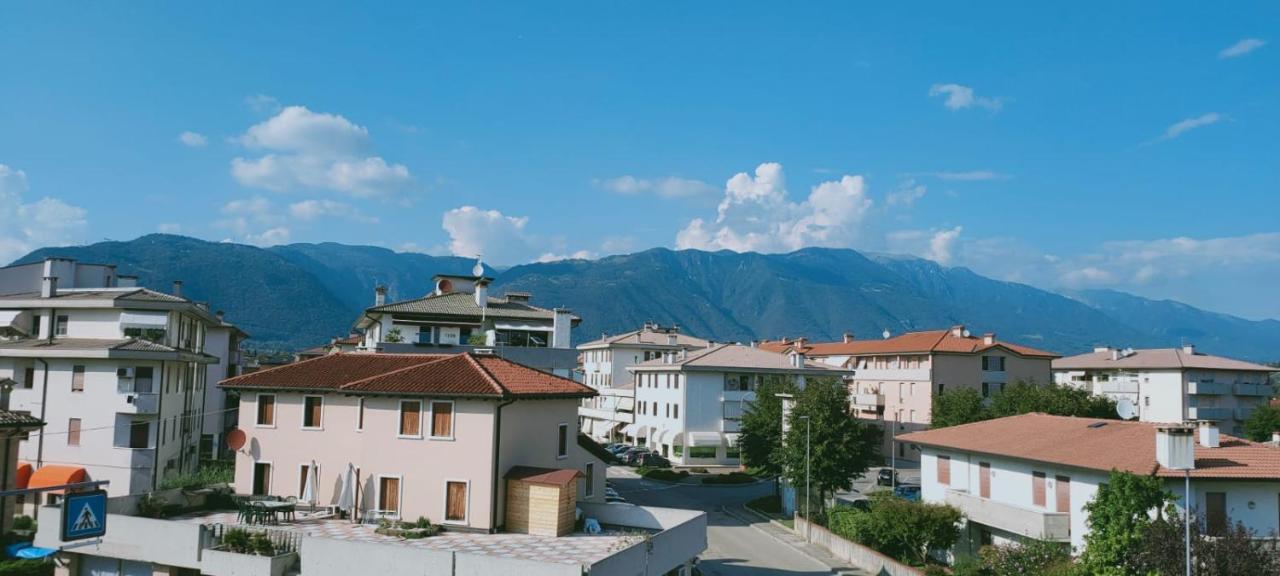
221,351 -> 606,531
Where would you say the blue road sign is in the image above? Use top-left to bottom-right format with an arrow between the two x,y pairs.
62,490 -> 107,541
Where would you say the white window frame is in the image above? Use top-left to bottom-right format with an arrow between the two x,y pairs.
255,393 -> 277,428
301,395 -> 324,430
375,474 -> 403,519
398,399 -> 423,439
441,478 -> 470,526
356,397 -> 365,432
428,400 -> 455,440
557,422 -> 569,459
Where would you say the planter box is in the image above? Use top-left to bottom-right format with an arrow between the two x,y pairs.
202,548 -> 298,576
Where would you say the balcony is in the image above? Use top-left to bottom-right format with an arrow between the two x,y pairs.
945,489 -> 1070,542
578,406 -> 633,423
1234,383 -> 1273,397
1236,406 -> 1257,421
852,393 -> 885,410
1188,406 -> 1232,421
1189,381 -> 1228,395
721,420 -> 741,433
854,368 -> 931,382
121,392 -> 159,414
1099,380 -> 1139,394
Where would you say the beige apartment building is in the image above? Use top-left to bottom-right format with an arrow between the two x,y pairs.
763,325 -> 1058,460
221,351 -> 606,531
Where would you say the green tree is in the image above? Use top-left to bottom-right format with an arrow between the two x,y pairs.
988,381 -> 1118,420
830,493 -> 962,567
931,388 -> 989,428
1080,470 -> 1173,575
1243,403 -> 1280,442
1132,509 -> 1280,576
739,377 -> 798,497
781,377 -> 880,512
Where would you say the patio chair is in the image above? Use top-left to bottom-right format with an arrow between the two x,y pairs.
283,496 -> 298,522
251,501 -> 274,526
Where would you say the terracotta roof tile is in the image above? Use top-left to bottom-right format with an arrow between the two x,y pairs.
504,466 -> 584,487
221,353 -> 449,390
898,413 -> 1280,480
760,329 -> 1058,359
1053,348 -> 1276,372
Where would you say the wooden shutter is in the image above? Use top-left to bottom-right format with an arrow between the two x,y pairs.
305,397 -> 322,427
380,477 -> 400,513
72,366 -> 85,392
22,367 -> 34,389
937,455 -> 951,485
1056,475 -> 1071,515
979,462 -> 991,498
431,402 -> 453,437
258,395 -> 275,426
1206,492 -> 1227,536
67,418 -> 81,446
1032,472 -> 1046,507
446,481 -> 467,521
400,402 -> 421,436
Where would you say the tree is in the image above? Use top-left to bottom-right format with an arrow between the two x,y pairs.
1132,510 -> 1280,576
1079,470 -> 1173,575
738,376 -> 798,496
931,388 -> 988,428
831,493 -> 962,567
1243,403 -> 1280,442
988,381 -> 1118,420
781,377 -> 881,511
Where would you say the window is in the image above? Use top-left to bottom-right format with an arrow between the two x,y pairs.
557,423 -> 568,458
256,394 -> 276,426
67,418 -> 81,446
673,404 -> 679,419
937,455 -> 951,485
71,365 -> 85,392
1206,492 -> 1227,536
982,355 -> 1005,372
724,373 -> 754,392
1032,472 -> 1047,507
303,396 -> 323,429
665,404 -> 670,418
30,314 -> 40,336
55,315 -> 68,336
135,366 -> 154,394
22,367 -> 34,389
124,327 -> 167,342
936,383 -> 945,396
689,446 -> 717,458
378,476 -> 401,515
585,463 -> 595,497
981,382 -> 990,398
356,398 -> 365,431
445,481 -> 468,523
430,401 -> 454,438
129,421 -> 150,448
252,463 -> 272,496
399,400 -> 422,437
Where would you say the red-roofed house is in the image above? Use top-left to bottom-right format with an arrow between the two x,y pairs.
220,351 -> 606,532
760,326 -> 1059,460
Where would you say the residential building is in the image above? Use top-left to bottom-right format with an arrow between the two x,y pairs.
762,326 -> 1058,461
577,322 -> 710,442
0,404 -> 43,533
0,257 -> 223,499
1054,345 -> 1277,436
354,268 -> 580,378
625,343 -> 849,466
201,311 -> 248,460
899,413 -> 1280,557
33,350 -> 706,576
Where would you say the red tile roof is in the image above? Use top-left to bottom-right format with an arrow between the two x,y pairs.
898,413 -> 1280,480
504,466 -> 584,487
221,352 -> 595,399
759,328 -> 1058,359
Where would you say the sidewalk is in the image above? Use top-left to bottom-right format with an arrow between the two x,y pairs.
723,504 -> 867,575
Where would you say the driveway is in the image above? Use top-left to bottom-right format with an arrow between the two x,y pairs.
608,466 -> 847,576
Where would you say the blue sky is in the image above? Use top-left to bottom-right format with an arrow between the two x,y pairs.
1,2 -> 1277,318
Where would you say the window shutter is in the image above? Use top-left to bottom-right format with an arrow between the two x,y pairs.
937,455 -> 951,485
432,403 -> 453,437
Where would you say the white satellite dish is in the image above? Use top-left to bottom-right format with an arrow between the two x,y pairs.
882,329 -> 891,339
472,257 -> 485,277
1116,398 -> 1137,420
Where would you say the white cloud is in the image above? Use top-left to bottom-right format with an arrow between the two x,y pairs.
177,131 -> 207,147
441,206 -> 533,264
535,250 -> 596,263
595,175 -> 715,198
885,226 -> 964,265
886,180 -> 927,208
0,164 -> 88,263
157,223 -> 182,233
929,83 -> 1003,111
288,199 -> 378,224
231,105 -> 410,197
245,94 -> 281,114
676,163 -> 874,253
1159,113 -> 1223,141
215,196 -> 290,246
1219,38 -> 1266,59
933,170 -> 1011,181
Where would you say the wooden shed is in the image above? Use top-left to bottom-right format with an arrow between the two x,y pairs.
504,466 -> 583,537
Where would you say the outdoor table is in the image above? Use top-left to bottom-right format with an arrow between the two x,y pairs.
255,500 -> 296,524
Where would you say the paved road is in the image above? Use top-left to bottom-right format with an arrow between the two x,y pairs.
608,467 -> 840,576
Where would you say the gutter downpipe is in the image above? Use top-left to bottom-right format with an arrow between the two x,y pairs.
489,396 -> 517,533
153,361 -> 167,491
35,358 -> 49,468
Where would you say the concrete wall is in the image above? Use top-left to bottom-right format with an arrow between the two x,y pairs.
299,535 -> 581,576
578,502 -> 706,576
794,515 -> 923,576
36,505 -> 211,570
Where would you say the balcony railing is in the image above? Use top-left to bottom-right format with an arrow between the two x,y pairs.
854,368 -> 931,382
1188,381 -> 1228,395
1100,381 -> 1140,394
1237,406 -> 1257,421
1188,406 -> 1232,421
1234,383 -> 1273,397
945,489 -> 1070,542
852,393 -> 885,409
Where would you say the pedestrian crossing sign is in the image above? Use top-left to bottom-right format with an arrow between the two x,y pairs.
62,490 -> 107,541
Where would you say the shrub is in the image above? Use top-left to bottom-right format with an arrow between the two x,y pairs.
159,462 -> 234,491
640,468 -> 689,483
11,516 -> 35,531
689,467 -> 710,474
701,472 -> 756,485
250,532 -> 275,556
979,540 -> 1075,575
221,528 -> 252,553
136,493 -> 166,518
828,493 -> 961,567
0,559 -> 53,576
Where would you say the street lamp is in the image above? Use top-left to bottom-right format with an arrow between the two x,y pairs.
799,415 -> 811,522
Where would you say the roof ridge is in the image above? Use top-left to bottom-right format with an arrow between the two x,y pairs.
463,353 -> 509,396
337,354 -> 458,390
221,352 -> 338,385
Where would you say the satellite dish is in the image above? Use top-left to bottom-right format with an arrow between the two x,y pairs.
226,428 -> 247,451
472,257 -> 485,277
1116,398 -> 1137,420
882,330 -> 891,340
962,329 -> 971,338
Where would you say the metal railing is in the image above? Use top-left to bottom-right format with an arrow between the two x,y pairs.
206,522 -> 303,554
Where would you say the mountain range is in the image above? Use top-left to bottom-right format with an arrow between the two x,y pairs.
12,234 -> 1280,362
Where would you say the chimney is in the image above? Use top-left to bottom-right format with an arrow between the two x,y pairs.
116,275 -> 138,288
796,337 -> 808,348
1182,344 -> 1196,356
843,332 -> 855,344
1094,346 -> 1112,354
983,333 -> 995,346
1272,431 -> 1280,444
475,280 -> 490,309
1156,425 -> 1196,470
1111,349 -> 1121,361
171,280 -> 183,299
950,325 -> 965,338
374,285 -> 387,307
667,334 -> 678,346
40,276 -> 57,299
551,308 -> 572,349
790,350 -> 806,367
215,310 -> 225,323
1198,421 -> 1220,449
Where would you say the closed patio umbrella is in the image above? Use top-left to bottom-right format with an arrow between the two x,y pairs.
302,460 -> 319,507
336,463 -> 356,519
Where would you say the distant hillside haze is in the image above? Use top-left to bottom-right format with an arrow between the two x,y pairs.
13,234 -> 1280,362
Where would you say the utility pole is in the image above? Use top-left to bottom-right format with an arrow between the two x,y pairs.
800,415 -> 811,523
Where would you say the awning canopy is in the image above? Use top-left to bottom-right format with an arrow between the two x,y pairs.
28,465 -> 86,492
616,397 -> 635,411
653,429 -> 673,444
580,419 -> 594,435
120,311 -> 169,329
0,310 -> 27,337
725,433 -> 741,448
687,431 -> 723,447
15,462 -> 32,489
621,423 -> 647,438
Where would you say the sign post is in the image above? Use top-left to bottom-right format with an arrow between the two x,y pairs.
61,490 -> 107,542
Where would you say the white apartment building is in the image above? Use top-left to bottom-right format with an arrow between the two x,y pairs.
0,258 -> 224,499
625,344 -> 848,466
1054,345 -> 1276,436
201,311 -> 248,460
577,323 -> 710,442
762,326 -> 1058,461
900,414 -> 1280,557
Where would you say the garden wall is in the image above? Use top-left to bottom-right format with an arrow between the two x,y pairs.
794,515 -> 924,576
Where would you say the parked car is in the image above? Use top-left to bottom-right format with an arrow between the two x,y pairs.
622,449 -> 653,465
634,453 -> 671,468
605,443 -> 629,454
877,468 -> 897,486
605,495 -> 628,504
835,497 -> 872,512
893,484 -> 921,502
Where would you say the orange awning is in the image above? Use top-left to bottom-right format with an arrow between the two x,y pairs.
14,462 -> 32,489
28,465 -> 86,492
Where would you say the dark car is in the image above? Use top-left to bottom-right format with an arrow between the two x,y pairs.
877,469 -> 897,486
893,484 -> 922,502
635,453 -> 671,468
622,449 -> 653,465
